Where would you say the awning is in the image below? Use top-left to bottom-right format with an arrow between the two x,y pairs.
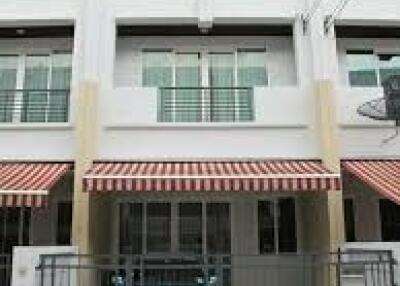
84,161 -> 341,192
342,160 -> 400,204
0,162 -> 72,207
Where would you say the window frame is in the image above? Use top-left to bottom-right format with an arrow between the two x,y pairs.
0,51 -> 72,123
118,201 -> 232,255
379,199 -> 400,242
56,201 -> 73,246
257,197 -> 298,255
346,49 -> 400,87
141,48 -> 267,122
343,198 -> 356,242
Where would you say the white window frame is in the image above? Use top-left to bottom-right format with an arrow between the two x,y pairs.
141,48 -> 267,122
0,51 -> 72,123
346,49 -> 400,87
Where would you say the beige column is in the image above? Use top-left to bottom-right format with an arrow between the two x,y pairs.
72,81 -> 99,254
314,79 -> 344,252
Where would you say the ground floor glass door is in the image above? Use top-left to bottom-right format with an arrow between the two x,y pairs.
119,202 -> 231,286
0,207 -> 30,254
0,207 -> 30,286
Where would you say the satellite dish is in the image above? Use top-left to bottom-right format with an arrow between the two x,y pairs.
357,75 -> 400,143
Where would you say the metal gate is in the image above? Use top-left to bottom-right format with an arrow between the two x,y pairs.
36,250 -> 396,286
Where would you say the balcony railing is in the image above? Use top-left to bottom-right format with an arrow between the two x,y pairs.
158,87 -> 254,123
36,250 -> 395,286
0,89 -> 70,123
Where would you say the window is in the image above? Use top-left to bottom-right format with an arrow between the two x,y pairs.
178,203 -> 202,254
344,199 -> 356,242
174,53 -> 202,122
380,199 -> 400,241
142,50 -> 173,88
119,202 -> 231,255
23,53 -> 71,122
142,49 -> 266,122
56,202 -> 72,245
206,203 -> 231,254
120,203 -> 143,254
347,50 -> 378,87
0,208 -> 31,254
0,55 -> 18,122
258,198 -> 297,254
278,198 -> 297,252
0,52 -> 71,123
347,50 -> 400,87
147,203 -> 171,253
378,54 -> 400,84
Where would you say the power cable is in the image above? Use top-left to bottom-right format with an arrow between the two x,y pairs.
324,0 -> 353,33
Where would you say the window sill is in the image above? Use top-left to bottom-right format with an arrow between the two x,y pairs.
105,123 -> 308,130
0,123 -> 73,130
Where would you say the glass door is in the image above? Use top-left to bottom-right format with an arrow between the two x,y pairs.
209,53 -> 235,122
22,55 -> 50,122
0,208 -> 31,254
175,53 -> 202,122
237,50 -> 267,121
49,53 -> 72,122
0,56 -> 18,122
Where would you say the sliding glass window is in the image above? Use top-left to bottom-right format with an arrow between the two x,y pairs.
142,51 -> 173,121
206,203 -> 231,254
237,50 -> 266,121
49,53 -> 72,122
0,56 -> 18,122
119,203 -> 143,254
175,53 -> 202,122
347,50 -> 378,87
146,203 -> 171,253
258,198 -> 297,254
378,54 -> 400,84
178,203 -> 202,254
209,53 -> 235,122
22,55 -> 50,122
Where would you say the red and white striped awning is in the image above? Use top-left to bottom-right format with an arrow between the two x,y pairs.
84,160 -> 341,192
342,160 -> 400,204
0,162 -> 72,207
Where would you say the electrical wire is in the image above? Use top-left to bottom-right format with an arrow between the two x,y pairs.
303,0 -> 324,22
324,0 -> 354,32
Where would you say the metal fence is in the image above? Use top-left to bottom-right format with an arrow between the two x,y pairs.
36,250 -> 396,286
0,89 -> 70,123
158,87 -> 254,123
0,254 -> 12,286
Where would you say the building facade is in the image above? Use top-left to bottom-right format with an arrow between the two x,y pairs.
0,0 -> 400,285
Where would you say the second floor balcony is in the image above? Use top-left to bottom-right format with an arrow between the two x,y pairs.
0,89 -> 70,123
110,35 -> 302,127
0,52 -> 72,124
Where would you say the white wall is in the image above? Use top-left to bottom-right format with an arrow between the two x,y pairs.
99,127 -> 317,159
0,0 -> 78,22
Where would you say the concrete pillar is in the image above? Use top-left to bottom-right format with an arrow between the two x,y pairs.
71,81 -> 98,254
71,0 -> 116,256
293,0 -> 345,256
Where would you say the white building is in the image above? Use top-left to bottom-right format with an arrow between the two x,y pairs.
0,0 -> 400,285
